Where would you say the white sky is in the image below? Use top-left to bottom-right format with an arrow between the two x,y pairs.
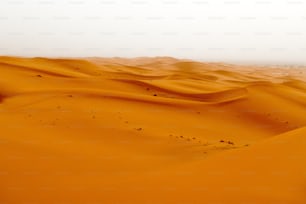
0,0 -> 306,64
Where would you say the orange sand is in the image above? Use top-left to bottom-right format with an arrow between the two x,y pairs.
1,56 -> 306,203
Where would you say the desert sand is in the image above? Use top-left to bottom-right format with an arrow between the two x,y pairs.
1,56 -> 306,203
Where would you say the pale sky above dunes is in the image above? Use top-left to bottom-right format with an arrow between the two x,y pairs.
0,0 -> 306,65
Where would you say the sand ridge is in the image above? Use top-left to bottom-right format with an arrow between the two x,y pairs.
1,56 -> 306,203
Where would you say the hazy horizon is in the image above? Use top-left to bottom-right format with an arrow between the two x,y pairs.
0,0 -> 306,65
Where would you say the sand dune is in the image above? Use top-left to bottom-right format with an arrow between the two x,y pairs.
1,56 -> 306,203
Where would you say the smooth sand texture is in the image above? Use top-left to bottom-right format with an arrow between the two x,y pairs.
1,56 -> 306,203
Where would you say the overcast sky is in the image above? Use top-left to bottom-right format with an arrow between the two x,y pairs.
0,0 -> 305,64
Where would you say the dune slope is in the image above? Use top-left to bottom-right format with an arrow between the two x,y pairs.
0,56 -> 306,203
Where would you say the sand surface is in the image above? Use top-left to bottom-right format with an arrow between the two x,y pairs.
1,56 -> 306,203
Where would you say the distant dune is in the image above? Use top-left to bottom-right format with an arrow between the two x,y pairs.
1,56 -> 306,203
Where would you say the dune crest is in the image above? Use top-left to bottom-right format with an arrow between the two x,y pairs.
0,56 -> 306,203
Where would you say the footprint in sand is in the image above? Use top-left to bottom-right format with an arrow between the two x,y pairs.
228,141 -> 234,145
